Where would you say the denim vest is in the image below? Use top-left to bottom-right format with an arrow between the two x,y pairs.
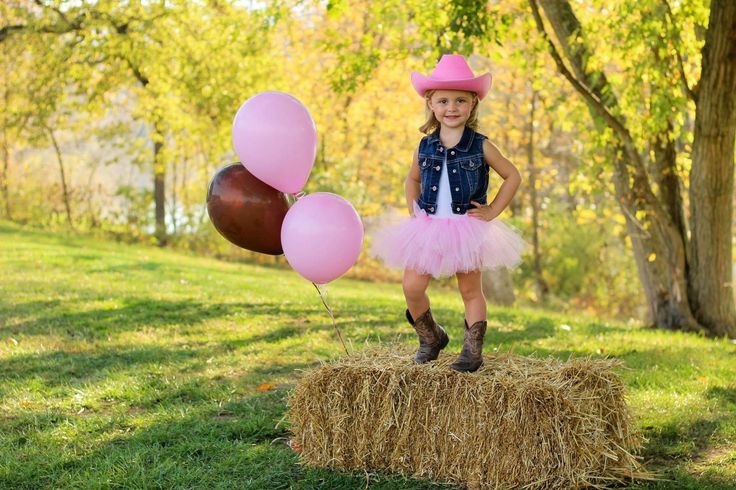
417,126 -> 489,215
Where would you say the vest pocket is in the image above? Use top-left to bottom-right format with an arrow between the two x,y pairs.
460,159 -> 480,193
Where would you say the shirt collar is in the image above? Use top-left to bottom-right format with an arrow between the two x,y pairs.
427,126 -> 475,152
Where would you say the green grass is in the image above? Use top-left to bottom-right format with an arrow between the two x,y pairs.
1,220 -> 735,489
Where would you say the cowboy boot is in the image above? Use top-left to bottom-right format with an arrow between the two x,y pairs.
405,308 -> 449,363
450,319 -> 487,372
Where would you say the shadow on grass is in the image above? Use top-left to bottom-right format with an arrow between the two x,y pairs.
89,261 -> 164,273
0,336 -> 332,397
2,298 -> 231,339
0,298 -> 63,323
0,387 -> 452,489
642,417 -> 724,462
635,409 -> 736,489
705,385 -> 736,406
0,345 -> 200,395
1,297 -> 336,340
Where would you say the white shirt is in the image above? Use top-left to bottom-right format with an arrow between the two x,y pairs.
431,152 -> 459,219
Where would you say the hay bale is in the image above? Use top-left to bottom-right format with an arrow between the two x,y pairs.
288,347 -> 654,489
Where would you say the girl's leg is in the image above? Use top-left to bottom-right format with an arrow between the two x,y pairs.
403,268 -> 432,320
452,270 -> 487,372
456,270 -> 486,324
403,268 -> 448,363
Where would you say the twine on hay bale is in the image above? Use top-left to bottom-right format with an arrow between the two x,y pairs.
288,347 -> 655,489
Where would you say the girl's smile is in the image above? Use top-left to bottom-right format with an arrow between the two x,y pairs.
428,90 -> 476,129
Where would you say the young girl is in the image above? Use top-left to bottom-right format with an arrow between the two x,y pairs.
371,54 -> 529,372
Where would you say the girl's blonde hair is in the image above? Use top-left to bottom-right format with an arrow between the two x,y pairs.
419,89 -> 480,134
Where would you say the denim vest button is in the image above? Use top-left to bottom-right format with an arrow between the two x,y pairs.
455,187 -> 459,191
432,186 -> 437,191
451,151 -> 455,155
452,169 -> 456,173
439,147 -> 444,152
456,207 -> 460,211
435,165 -> 440,171
429,207 -> 434,212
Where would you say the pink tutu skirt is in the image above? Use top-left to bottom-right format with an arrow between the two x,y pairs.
370,202 -> 530,278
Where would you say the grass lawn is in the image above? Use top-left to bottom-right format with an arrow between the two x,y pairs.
1,221 -> 735,489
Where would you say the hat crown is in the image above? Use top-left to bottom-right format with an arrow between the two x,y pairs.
410,53 -> 492,100
429,55 -> 475,81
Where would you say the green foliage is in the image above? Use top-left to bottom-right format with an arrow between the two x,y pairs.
1,1 -> 726,332
1,0 -> 284,238
525,207 -> 641,317
106,185 -> 155,241
317,0 -> 509,94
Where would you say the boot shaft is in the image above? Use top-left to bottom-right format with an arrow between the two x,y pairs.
406,308 -> 443,343
464,320 -> 487,355
406,308 -> 449,363
450,319 -> 487,373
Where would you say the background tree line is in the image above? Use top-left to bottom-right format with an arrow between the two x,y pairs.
1,0 -> 734,338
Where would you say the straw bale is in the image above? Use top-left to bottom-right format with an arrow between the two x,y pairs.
287,346 -> 654,489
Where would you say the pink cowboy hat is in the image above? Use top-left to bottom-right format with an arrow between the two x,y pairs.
411,54 -> 492,100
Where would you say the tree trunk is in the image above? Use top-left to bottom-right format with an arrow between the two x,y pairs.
533,0 -> 704,332
526,88 -> 548,299
170,156 -> 177,235
1,130 -> 10,220
1,59 -> 11,221
47,127 -> 74,229
126,60 -> 167,246
653,126 -> 688,245
687,0 -> 736,337
482,268 -> 515,306
503,78 -> 523,216
154,134 -> 166,246
610,153 -> 700,331
85,165 -> 100,229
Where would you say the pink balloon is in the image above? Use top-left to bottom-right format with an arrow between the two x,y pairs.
281,193 -> 364,284
232,91 -> 317,194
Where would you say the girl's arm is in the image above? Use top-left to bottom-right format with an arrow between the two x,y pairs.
468,139 -> 522,221
405,148 -> 421,216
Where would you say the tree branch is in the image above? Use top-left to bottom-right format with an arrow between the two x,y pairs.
529,0 -> 654,180
33,0 -> 72,26
528,0 -> 629,139
1,1 -> 85,43
0,25 -> 26,43
117,53 -> 150,87
662,0 -> 697,102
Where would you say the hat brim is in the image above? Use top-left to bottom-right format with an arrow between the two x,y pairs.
411,72 -> 492,100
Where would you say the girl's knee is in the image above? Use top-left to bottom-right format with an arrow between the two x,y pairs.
458,279 -> 484,302
461,288 -> 484,303
403,275 -> 428,299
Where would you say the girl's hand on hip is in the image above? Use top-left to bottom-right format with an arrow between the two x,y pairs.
467,201 -> 500,221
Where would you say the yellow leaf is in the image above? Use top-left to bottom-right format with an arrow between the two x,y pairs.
256,383 -> 276,392
648,253 -> 656,262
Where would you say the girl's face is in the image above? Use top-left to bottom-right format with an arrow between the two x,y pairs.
427,90 -> 476,129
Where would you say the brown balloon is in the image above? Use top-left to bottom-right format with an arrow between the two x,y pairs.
207,163 -> 290,255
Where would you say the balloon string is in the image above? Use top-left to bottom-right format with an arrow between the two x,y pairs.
312,282 -> 350,356
291,191 -> 306,200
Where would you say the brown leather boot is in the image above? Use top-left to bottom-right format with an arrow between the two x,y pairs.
405,308 -> 449,363
450,319 -> 487,372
